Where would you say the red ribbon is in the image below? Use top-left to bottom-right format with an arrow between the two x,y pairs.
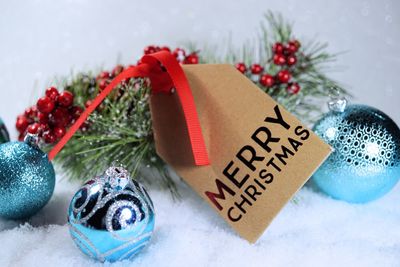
48,51 -> 210,166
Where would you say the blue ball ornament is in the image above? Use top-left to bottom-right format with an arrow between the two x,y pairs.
0,134 -> 55,219
68,166 -> 155,262
312,101 -> 400,203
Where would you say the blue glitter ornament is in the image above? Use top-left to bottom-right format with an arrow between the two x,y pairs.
0,134 -> 55,219
68,166 -> 155,262
0,118 -> 9,144
312,98 -> 400,203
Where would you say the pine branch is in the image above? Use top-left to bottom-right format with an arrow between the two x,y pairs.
198,12 -> 349,125
29,11 -> 350,196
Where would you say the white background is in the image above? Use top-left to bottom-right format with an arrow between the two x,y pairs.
0,1 -> 399,266
0,0 -> 399,130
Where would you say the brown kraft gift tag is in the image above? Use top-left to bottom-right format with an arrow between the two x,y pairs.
150,64 -> 332,243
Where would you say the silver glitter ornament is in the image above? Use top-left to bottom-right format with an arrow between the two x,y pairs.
312,99 -> 400,203
0,134 -> 55,219
68,166 -> 155,262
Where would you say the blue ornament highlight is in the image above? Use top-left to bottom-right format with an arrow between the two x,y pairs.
312,104 -> 400,203
68,166 -> 155,262
0,135 -> 55,219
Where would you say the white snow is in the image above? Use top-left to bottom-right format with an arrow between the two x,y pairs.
1,178 -> 400,267
0,0 -> 399,266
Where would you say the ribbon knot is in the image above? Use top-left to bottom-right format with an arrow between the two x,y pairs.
48,51 -> 210,166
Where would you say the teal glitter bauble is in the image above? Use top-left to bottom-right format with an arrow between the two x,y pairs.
0,118 -> 9,144
312,104 -> 400,203
0,135 -> 55,219
68,166 -> 155,262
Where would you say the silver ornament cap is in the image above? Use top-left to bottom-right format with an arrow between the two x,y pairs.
328,96 -> 348,113
105,166 -> 130,190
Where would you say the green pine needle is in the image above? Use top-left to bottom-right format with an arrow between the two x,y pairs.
46,12 -> 349,197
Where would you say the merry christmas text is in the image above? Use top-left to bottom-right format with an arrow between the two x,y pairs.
205,105 -> 310,222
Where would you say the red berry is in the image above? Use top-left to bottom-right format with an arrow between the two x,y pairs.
111,65 -> 124,77
27,123 -> 41,134
259,74 -> 275,87
272,43 -> 284,54
292,40 -> 301,49
71,106 -> 83,119
39,123 -> 49,133
37,96 -> 55,114
51,107 -> 71,127
18,134 -> 24,142
287,83 -> 301,94
273,54 -> 286,65
45,87 -> 59,100
37,112 -> 49,124
144,45 -> 157,55
16,115 -> 30,132
98,79 -> 109,91
235,63 -> 247,74
97,71 -> 110,80
184,53 -> 199,64
85,100 -> 93,108
53,126 -> 66,138
286,55 -> 297,66
250,64 -> 264,74
160,46 -> 171,52
277,70 -> 291,83
24,106 -> 38,118
287,41 -> 300,54
58,91 -> 74,107
173,48 -> 186,60
43,131 -> 56,144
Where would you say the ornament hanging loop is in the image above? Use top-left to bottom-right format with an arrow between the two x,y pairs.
327,86 -> 347,113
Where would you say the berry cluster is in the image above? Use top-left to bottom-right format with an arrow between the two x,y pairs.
143,45 -> 199,64
95,64 -> 129,93
235,40 -> 301,95
16,87 -> 83,143
95,46 -> 200,94
16,45 -> 200,146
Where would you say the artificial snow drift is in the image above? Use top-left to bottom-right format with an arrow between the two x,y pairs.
0,177 -> 400,267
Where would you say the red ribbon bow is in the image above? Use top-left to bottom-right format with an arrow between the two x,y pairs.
48,51 -> 210,166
